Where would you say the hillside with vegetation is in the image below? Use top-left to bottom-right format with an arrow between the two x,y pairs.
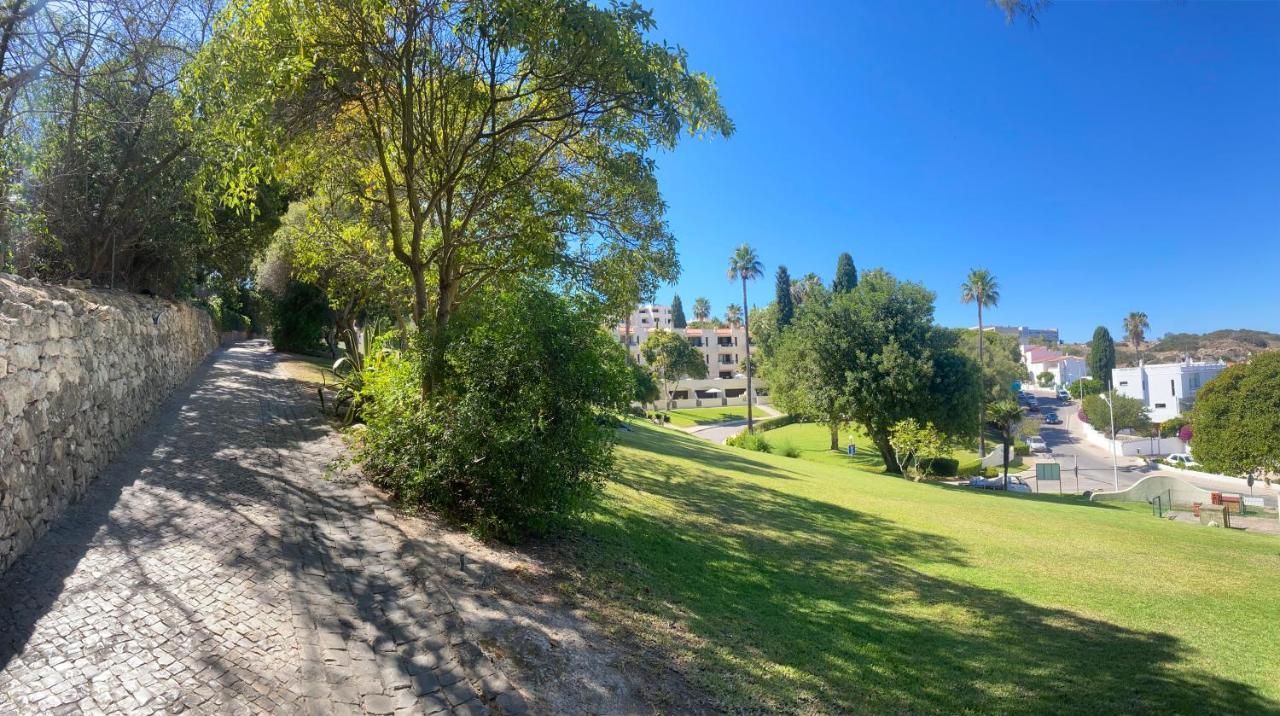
1065,328 -> 1280,367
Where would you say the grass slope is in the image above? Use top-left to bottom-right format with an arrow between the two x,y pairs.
662,405 -> 752,427
570,422 -> 1280,714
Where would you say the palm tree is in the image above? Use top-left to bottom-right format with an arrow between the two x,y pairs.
1124,311 -> 1150,364
961,268 -> 1000,456
989,400 -> 1024,489
727,244 -> 765,432
725,303 -> 741,327
692,297 -> 711,322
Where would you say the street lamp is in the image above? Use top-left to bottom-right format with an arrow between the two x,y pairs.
1101,388 -> 1120,492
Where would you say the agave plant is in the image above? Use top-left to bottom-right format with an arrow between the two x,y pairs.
328,317 -> 395,423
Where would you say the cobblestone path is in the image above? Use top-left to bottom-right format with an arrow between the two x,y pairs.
0,342 -> 522,715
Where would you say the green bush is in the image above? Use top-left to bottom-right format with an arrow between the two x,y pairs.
1159,416 -> 1190,438
270,281 -> 329,353
356,286 -> 630,542
195,297 -> 223,328
756,413 -> 799,432
1014,444 -> 1031,457
726,431 -> 771,453
775,439 -> 801,458
921,457 -> 960,477
221,310 -> 251,332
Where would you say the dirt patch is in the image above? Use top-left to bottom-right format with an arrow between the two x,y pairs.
382,509 -> 717,714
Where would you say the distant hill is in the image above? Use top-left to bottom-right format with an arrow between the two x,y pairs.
1064,328 -> 1280,367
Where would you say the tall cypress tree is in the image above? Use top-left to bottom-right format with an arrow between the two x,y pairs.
833,252 -> 858,293
670,294 -> 687,328
775,265 -> 794,328
1088,326 -> 1117,388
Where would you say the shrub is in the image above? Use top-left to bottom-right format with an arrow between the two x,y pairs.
1159,416 -> 1190,438
1014,444 -> 1031,457
271,281 -> 330,353
726,431 -> 771,453
756,413 -> 799,432
775,439 -> 801,458
921,457 -> 959,477
222,310 -> 250,332
356,286 -> 630,542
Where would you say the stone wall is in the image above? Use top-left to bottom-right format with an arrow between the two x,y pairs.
0,275 -> 218,573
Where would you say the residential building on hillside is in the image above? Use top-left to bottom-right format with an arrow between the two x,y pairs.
1022,346 -> 1087,387
977,325 -> 1060,345
612,303 -> 768,408
1111,358 -> 1227,423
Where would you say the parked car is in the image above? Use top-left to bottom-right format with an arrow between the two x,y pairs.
1025,436 -> 1050,453
1024,402 -> 1041,413
1056,389 -> 1071,402
1043,412 -> 1062,425
1167,453 -> 1198,468
968,475 -> 1032,493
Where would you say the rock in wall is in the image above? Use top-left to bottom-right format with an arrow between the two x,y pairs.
0,274 -> 218,573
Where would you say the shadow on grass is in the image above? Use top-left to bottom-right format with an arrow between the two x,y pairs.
574,430 -> 1279,714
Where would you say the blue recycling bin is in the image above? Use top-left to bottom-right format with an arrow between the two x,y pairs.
847,444 -> 857,456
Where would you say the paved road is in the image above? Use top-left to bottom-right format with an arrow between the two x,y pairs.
1020,389 -> 1276,509
0,341 -> 521,715
684,405 -> 782,444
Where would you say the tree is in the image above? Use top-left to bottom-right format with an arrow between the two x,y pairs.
1083,393 -> 1150,438
1124,311 -> 1150,364
769,299 -> 856,450
838,270 -> 980,471
960,268 -> 1000,456
1037,371 -> 1055,388
725,303 -> 742,327
640,328 -> 708,410
692,297 -> 711,322
1068,377 -> 1105,400
774,265 -> 794,329
1088,326 -> 1117,388
832,252 -> 857,293
889,419 -> 945,482
1189,352 -> 1280,480
186,0 -> 732,393
727,243 -> 764,431
790,272 -> 828,307
988,400 -> 1025,486
670,294 -> 687,329
630,362 -> 661,412
955,329 -> 1023,404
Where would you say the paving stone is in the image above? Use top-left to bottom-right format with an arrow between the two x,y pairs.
0,342 -> 515,715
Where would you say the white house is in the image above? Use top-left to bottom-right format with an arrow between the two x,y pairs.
1022,346 -> 1087,387
979,325 -> 1060,345
1111,358 -> 1227,423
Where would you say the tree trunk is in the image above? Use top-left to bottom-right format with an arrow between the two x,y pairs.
829,421 -> 839,452
977,303 -> 986,456
1002,440 -> 1011,488
742,278 -> 753,433
875,435 -> 900,474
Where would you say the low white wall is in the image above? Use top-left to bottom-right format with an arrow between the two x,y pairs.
1079,422 -> 1187,457
1090,475 -> 1211,507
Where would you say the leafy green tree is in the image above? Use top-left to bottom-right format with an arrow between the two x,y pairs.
185,0 -> 732,392
725,303 -> 742,327
988,400 -> 1025,485
889,419 -> 944,482
640,329 -> 708,409
832,252 -> 857,293
790,272 -> 828,308
1088,326 -> 1117,388
630,362 -> 661,411
1037,371 -> 1055,388
357,284 -> 632,541
727,243 -> 764,431
1189,352 -> 1280,480
1083,393 -> 1150,438
774,265 -> 794,329
692,297 -> 711,322
670,294 -> 687,328
769,299 -> 857,450
837,270 -> 980,471
1124,311 -> 1150,364
1068,377 -> 1105,400
955,328 -> 1023,404
961,268 -> 1000,455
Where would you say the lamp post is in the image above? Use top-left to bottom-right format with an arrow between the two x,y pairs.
1103,388 -> 1119,491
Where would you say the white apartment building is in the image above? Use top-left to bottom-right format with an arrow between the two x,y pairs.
978,325 -> 1060,345
1111,358 -> 1227,423
1022,346 -> 1087,387
612,303 -> 769,408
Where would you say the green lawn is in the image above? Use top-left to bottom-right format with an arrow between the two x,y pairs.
570,422 -> 1280,714
765,421 -> 984,475
661,405 -> 752,427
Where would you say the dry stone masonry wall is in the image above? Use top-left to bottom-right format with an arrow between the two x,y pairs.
0,275 -> 217,573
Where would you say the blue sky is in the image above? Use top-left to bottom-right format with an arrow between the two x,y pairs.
642,0 -> 1280,342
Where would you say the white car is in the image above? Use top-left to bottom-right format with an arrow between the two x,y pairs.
1167,453 -> 1198,467
967,475 -> 1032,493
1025,436 -> 1050,454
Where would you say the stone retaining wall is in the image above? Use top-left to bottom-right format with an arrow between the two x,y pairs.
0,275 -> 218,573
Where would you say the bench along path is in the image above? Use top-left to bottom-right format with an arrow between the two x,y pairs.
0,341 -> 522,715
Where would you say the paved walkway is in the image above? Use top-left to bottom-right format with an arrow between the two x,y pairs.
0,342 -> 521,715
682,405 -> 783,444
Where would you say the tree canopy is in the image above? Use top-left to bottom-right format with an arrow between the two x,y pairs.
670,294 -> 687,328
775,265 -> 794,329
832,252 -> 857,293
1088,326 -> 1117,387
1189,352 -> 1280,479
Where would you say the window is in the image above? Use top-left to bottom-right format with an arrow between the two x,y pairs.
1170,379 -> 1175,396
1119,381 -> 1128,387
719,371 -> 733,379
719,355 -> 734,364
1154,403 -> 1166,409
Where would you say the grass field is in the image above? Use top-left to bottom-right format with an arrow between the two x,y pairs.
661,405 -> 752,427
764,421 -> 984,475
569,421 -> 1280,714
